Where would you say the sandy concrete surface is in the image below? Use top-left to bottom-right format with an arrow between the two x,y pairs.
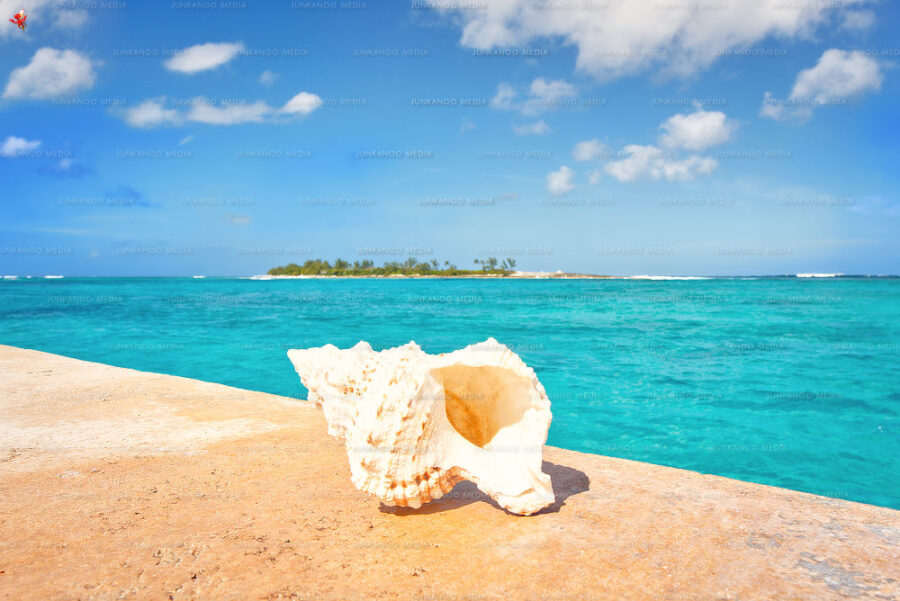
1,344 -> 898,601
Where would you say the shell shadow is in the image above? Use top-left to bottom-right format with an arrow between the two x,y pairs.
379,461 -> 590,516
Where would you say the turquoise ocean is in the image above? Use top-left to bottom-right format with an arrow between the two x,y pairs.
1,276 -> 897,509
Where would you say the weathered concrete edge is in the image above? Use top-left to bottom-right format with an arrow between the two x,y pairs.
2,342 -> 895,515
3,343 -> 899,601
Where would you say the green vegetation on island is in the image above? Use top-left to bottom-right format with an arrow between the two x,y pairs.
268,257 -> 517,277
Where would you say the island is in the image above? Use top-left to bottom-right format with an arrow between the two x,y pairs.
265,257 -> 611,279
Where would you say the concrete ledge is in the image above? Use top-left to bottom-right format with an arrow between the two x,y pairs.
1,345 -> 898,600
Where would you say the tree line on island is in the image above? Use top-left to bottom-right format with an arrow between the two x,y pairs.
268,257 -> 518,276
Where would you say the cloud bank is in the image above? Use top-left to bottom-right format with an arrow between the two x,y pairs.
119,92 -> 323,128
426,0 -> 867,80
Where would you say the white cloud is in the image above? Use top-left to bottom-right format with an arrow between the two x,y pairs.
425,0 -> 863,80
572,138 -> 608,161
281,91 -> 323,116
575,107 -> 730,183
0,135 -> 41,157
491,78 -> 576,114
761,49 -> 883,121
118,92 -> 323,128
792,49 -> 882,102
164,42 -> 244,74
546,165 -> 575,196
603,145 -> 717,182
3,48 -> 97,100
259,70 -> 278,86
529,78 -> 575,101
659,107 -> 735,151
459,118 -> 476,133
759,92 -> 789,121
513,120 -> 549,135
603,145 -> 662,182
188,99 -> 271,125
54,9 -> 88,29
841,9 -> 875,32
179,135 -> 195,146
655,155 -> 718,181
524,78 -> 576,114
121,97 -> 181,128
490,82 -> 517,110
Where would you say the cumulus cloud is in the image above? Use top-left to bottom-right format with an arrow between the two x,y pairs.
653,154 -> 718,182
546,165 -> 575,196
164,42 -> 244,74
3,48 -> 97,100
0,135 -> 41,157
571,107 -> 730,183
513,120 -> 549,135
572,138 -> 608,161
530,78 -> 576,101
121,97 -> 181,128
281,91 -> 323,116
603,145 -> 717,182
761,49 -> 883,121
658,107 -> 735,151
118,93 -> 323,128
490,78 -> 576,114
425,0 -> 862,80
602,145 -> 661,182
793,49 -> 883,102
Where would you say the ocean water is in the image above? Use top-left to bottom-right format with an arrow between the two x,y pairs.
1,277 -> 898,509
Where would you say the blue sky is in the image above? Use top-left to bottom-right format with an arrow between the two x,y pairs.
0,0 -> 898,276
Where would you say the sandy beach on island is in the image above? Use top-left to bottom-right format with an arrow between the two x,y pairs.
1,345 -> 899,600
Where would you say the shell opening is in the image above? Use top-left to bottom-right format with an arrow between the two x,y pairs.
432,364 -> 533,448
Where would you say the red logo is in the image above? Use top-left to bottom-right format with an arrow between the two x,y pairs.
9,9 -> 27,31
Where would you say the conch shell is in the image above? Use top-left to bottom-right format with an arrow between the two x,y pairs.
287,338 -> 555,515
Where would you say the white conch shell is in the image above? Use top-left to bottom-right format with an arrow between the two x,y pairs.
287,338 -> 555,515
